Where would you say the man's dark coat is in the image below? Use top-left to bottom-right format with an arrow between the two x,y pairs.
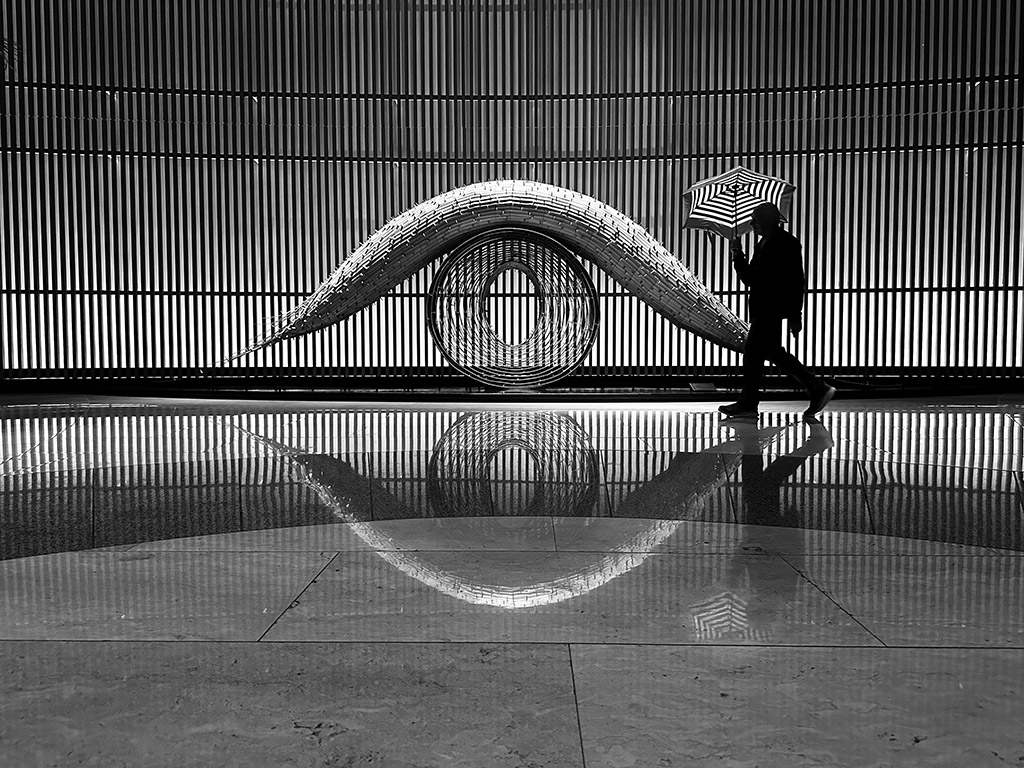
732,229 -> 805,321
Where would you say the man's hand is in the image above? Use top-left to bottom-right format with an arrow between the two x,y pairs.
729,238 -> 746,268
789,315 -> 803,337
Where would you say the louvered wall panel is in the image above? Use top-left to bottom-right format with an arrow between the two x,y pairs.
1,0 -> 1021,387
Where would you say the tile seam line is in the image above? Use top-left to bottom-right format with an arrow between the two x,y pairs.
255,551 -> 340,642
779,553 -> 889,648
566,644 -> 589,768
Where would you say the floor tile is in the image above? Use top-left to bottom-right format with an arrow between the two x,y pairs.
572,645 -> 1024,768
552,517 -> 926,555
264,550 -> 879,645
794,555 -> 1024,646
0,470 -> 92,560
134,518 -> 557,553
732,456 -> 873,535
0,640 -> 583,768
868,453 -> 1024,473
869,536 -> 1004,555
863,461 -> 1023,550
720,525 -> 1001,556
364,450 -> 441,517
92,459 -> 243,548
602,450 -> 738,522
553,517 -> 726,553
362,516 -> 557,551
239,451 -> 375,526
0,551 -> 331,640
241,478 -> 354,529
132,523 -> 374,552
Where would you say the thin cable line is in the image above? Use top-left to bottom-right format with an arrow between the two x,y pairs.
2,141 -> 1019,163
3,72 -> 1018,101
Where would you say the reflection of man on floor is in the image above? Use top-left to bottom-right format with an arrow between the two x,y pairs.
709,417 -> 836,641
722,417 -> 835,528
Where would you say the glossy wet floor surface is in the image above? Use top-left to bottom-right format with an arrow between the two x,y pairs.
2,396 -> 1023,766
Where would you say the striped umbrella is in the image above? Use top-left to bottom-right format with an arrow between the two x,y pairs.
682,165 -> 796,240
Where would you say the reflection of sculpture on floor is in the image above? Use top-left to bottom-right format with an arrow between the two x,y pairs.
427,411 -> 599,517
228,424 -> 379,521
612,449 -> 737,521
227,411 -> 792,611
231,180 -> 749,387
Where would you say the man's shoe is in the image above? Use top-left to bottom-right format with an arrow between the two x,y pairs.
719,402 -> 758,418
804,384 -> 836,418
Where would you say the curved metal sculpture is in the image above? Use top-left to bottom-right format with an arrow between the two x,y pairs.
427,228 -> 600,388
234,180 -> 748,362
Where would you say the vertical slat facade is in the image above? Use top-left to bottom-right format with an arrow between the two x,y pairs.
0,0 -> 1021,387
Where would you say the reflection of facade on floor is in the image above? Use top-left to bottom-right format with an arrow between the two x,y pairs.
2,402 -> 1022,563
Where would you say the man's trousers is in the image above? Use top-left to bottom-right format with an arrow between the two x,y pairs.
740,314 -> 817,406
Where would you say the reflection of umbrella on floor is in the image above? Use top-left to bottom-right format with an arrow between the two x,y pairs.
682,165 -> 796,241
690,590 -> 770,642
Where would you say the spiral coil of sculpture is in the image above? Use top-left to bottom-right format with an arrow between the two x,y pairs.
427,228 -> 599,388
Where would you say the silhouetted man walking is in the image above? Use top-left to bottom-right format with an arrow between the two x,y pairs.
719,202 -> 835,419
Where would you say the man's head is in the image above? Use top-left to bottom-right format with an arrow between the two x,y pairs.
751,202 -> 782,237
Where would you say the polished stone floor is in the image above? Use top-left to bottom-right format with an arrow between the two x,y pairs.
2,395 -> 1023,766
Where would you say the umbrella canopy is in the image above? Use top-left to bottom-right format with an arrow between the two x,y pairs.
682,165 -> 796,240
